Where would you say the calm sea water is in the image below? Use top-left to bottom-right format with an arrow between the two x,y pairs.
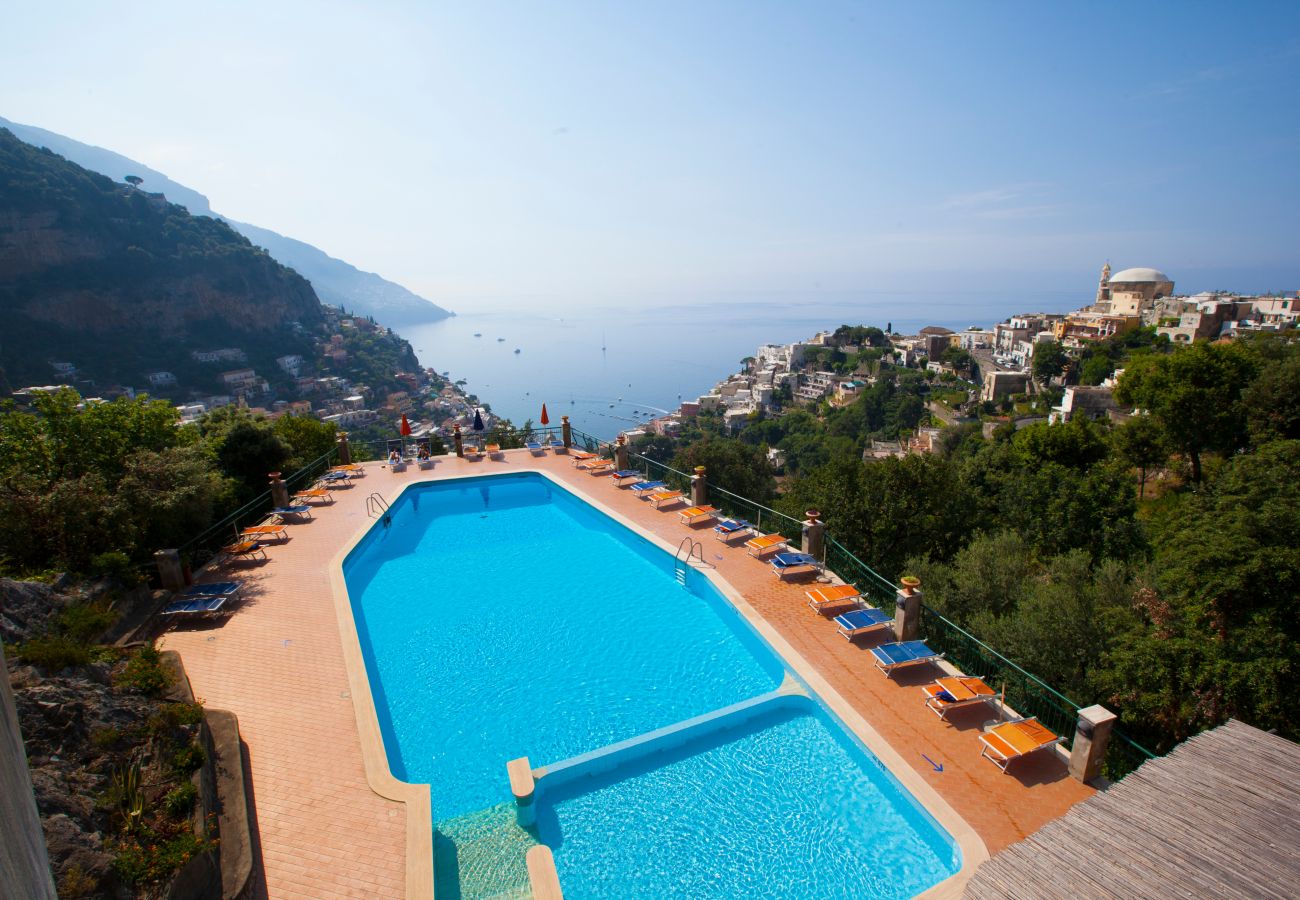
400,293 -> 1078,439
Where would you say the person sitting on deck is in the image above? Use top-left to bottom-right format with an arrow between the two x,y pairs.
389,449 -> 402,465
418,445 -> 430,460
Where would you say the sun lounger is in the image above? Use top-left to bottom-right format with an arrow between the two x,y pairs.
161,596 -> 228,617
611,470 -> 642,486
292,488 -> 334,505
221,540 -> 267,562
319,470 -> 353,483
834,607 -> 894,640
630,480 -> 667,496
744,533 -> 788,557
649,490 -> 685,509
331,463 -> 364,475
486,443 -> 504,459
924,675 -> 998,720
463,443 -> 483,460
417,455 -> 434,469
770,551 -> 822,580
806,584 -> 861,612
870,640 -> 944,677
271,505 -> 313,521
980,718 -> 1065,772
569,450 -> 598,464
575,457 -> 611,470
713,519 -> 754,543
586,462 -> 615,475
526,440 -> 547,456
240,522 -> 288,542
180,582 -> 240,600
678,505 -> 718,525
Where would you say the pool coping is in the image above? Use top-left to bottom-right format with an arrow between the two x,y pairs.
329,466 -> 988,899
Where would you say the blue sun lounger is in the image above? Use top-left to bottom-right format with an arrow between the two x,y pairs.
630,480 -> 667,496
161,596 -> 228,617
834,607 -> 894,640
271,505 -> 313,521
870,640 -> 945,677
611,470 -> 642,486
180,582 -> 240,600
770,552 -> 822,579
526,440 -> 547,456
713,518 -> 753,542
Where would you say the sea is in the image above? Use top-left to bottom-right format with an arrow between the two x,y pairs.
399,292 -> 1079,441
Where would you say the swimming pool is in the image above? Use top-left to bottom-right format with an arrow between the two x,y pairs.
342,472 -> 960,897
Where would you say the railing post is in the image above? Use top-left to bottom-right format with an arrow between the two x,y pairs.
453,424 -> 464,458
691,466 -> 707,506
894,577 -> 921,642
1069,705 -> 1118,783
615,434 -> 630,471
561,415 -> 572,449
337,430 -> 352,465
154,548 -> 186,592
801,509 -> 825,559
269,472 -> 289,509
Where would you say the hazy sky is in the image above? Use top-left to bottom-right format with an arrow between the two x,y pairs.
3,1 -> 1298,308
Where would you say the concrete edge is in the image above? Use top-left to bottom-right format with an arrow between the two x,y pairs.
327,467 -> 434,900
205,709 -> 253,900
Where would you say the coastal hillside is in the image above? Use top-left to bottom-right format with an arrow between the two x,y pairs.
0,116 -> 452,325
0,128 -> 321,393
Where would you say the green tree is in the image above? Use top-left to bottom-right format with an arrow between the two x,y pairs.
1031,341 -> 1068,386
1242,353 -> 1300,443
672,439 -> 776,503
273,414 -> 338,470
1111,415 -> 1169,499
1113,341 -> 1258,483
215,421 -> 288,498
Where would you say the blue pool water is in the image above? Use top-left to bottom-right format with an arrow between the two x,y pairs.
342,473 -> 959,896
536,697 -> 955,899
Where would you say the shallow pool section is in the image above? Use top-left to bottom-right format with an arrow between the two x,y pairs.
535,695 -> 957,899
343,473 -> 783,818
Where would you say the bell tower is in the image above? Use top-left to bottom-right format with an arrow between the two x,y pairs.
1095,261 -> 1112,308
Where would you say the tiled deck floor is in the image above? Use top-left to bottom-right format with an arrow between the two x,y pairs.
162,449 -> 1094,898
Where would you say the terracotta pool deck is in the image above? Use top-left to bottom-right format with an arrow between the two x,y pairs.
161,450 -> 1094,898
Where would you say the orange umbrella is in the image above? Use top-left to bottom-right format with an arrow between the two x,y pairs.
399,414 -> 412,436
540,403 -> 549,425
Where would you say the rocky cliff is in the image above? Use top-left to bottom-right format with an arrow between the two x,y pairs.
0,128 -> 323,392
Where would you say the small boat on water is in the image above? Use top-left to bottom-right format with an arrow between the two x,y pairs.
473,332 -> 482,337
497,337 -> 505,342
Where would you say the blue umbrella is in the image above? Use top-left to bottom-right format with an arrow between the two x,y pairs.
472,408 -> 485,432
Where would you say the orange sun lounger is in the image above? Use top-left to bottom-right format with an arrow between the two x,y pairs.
744,533 -> 788,557
923,676 -> 998,720
240,522 -> 288,542
678,505 -> 718,525
575,457 -> 610,470
221,540 -> 267,562
485,443 -> 503,459
649,490 -> 684,509
292,488 -> 334,505
806,584 -> 861,612
979,718 -> 1064,772
569,450 -> 598,464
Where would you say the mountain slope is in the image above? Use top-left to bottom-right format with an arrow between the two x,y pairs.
0,128 -> 322,394
0,116 -> 452,325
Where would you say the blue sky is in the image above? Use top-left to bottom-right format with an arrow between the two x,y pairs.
2,1 -> 1297,308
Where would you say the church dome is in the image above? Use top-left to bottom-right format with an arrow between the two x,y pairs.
1109,267 -> 1170,283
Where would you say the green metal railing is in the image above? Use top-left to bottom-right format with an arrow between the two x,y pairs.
706,483 -> 804,543
824,537 -> 898,613
178,447 -> 338,567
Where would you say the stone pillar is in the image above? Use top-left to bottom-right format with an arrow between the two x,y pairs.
154,548 -> 186,593
893,578 -> 922,642
801,509 -> 825,559
561,415 -> 573,449
690,466 -> 707,506
269,473 -> 289,509
453,424 -> 464,458
0,644 -> 58,900
1069,705 -> 1118,783
507,756 -> 536,827
336,431 -> 352,465
614,434 -> 630,471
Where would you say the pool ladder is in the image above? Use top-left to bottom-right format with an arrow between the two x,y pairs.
674,537 -> 707,586
366,492 -> 392,526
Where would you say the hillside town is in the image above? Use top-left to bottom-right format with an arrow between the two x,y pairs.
633,265 -> 1299,461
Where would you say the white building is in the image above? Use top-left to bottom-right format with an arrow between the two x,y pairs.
277,354 -> 305,376
147,371 -> 177,387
